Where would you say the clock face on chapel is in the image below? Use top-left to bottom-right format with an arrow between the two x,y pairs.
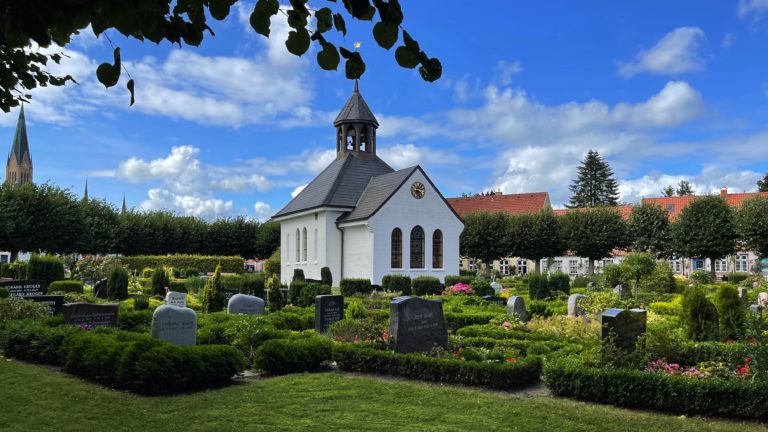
411,181 -> 426,199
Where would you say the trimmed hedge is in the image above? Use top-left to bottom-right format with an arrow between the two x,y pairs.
333,345 -> 542,390
0,321 -> 246,394
456,324 -> 553,341
28,255 -> 64,285
453,336 -> 573,355
320,267 -> 333,287
0,287 -> 8,298
527,273 -> 550,299
254,336 -> 333,375
469,280 -> 494,297
340,278 -> 373,296
412,276 -> 441,296
288,280 -> 306,306
549,272 -> 570,295
443,311 -> 498,332
48,280 -> 84,294
240,274 -> 266,298
151,268 -> 170,296
381,274 -> 412,294
543,358 -> 768,420
727,272 -> 749,283
297,284 -> 332,308
121,255 -> 244,274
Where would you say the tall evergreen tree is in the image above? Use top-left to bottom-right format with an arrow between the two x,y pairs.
758,173 -> 768,192
661,186 -> 675,197
676,180 -> 695,196
567,150 -> 620,208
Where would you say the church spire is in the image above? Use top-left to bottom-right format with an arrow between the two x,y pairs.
83,178 -> 89,202
333,81 -> 379,160
121,194 -> 127,213
6,105 -> 33,185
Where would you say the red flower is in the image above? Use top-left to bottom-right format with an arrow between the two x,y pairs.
505,357 -> 517,363
745,357 -> 751,363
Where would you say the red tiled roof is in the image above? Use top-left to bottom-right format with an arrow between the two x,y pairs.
446,192 -> 550,217
552,205 -> 633,220
642,189 -> 768,220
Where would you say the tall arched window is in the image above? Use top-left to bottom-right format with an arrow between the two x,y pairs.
410,226 -> 425,269
313,228 -> 318,262
391,228 -> 402,268
432,229 -> 443,269
302,228 -> 308,262
295,228 -> 301,263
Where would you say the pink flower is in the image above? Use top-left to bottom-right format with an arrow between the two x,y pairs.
502,321 -> 513,330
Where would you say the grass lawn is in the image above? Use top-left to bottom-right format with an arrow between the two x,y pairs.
0,360 -> 766,432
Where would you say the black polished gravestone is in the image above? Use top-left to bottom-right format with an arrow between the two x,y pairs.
92,279 -> 108,299
389,296 -> 448,354
315,295 -> 344,333
601,308 -> 647,351
481,295 -> 507,307
27,295 -> 64,316
63,303 -> 119,327
0,280 -> 48,297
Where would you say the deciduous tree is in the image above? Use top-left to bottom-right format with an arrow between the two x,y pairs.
629,203 -> 671,258
509,210 -> 564,272
559,207 -> 629,275
460,211 -> 513,272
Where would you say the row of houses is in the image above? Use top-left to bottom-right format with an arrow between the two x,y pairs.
446,188 -> 768,279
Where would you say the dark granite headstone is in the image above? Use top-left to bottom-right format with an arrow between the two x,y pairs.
601,308 -> 647,351
315,295 -> 344,333
92,279 -> 108,299
0,280 -> 48,297
63,303 -> 119,327
613,284 -> 630,299
389,296 -> 448,353
27,295 -> 64,316
481,295 -> 507,306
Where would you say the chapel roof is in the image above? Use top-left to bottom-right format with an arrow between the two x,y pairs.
337,167 -> 419,222
333,81 -> 379,127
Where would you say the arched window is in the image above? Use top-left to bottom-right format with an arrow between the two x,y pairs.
432,229 -> 443,269
302,228 -> 308,262
391,228 -> 402,268
295,228 -> 301,263
410,226 -> 425,269
313,228 -> 318,262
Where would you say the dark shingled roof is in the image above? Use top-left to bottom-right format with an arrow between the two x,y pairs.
8,106 -> 30,165
273,154 -> 394,218
338,167 -> 418,222
333,81 -> 379,127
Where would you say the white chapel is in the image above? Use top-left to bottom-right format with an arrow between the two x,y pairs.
272,83 -> 463,285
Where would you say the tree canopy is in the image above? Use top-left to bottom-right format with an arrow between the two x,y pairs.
559,207 -> 629,274
508,210 -> 564,272
676,180 -> 695,196
0,0 -> 441,112
629,203 -> 671,258
736,196 -> 768,259
459,211 -> 513,269
758,173 -> 768,192
567,150 -> 620,208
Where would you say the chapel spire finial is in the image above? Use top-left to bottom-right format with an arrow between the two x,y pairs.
333,81 -> 378,160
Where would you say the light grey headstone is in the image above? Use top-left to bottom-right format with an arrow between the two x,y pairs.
568,294 -> 588,317
753,281 -> 760,290
749,304 -> 764,314
586,282 -> 596,292
151,304 -> 196,346
227,293 -> 266,315
165,291 -> 187,307
506,296 -> 527,322
613,284 -> 630,299
758,292 -> 768,308
738,287 -> 748,301
490,281 -> 503,293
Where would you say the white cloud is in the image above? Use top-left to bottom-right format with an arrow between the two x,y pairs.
141,188 -> 233,220
291,184 -> 308,198
722,32 -> 736,48
738,0 -> 768,20
378,143 -> 461,170
619,168 -> 764,204
497,61 -> 523,85
618,27 -> 706,78
253,201 -> 273,221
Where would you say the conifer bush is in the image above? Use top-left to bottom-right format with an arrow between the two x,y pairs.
714,284 -> 744,340
292,269 -> 305,282
320,266 -> 333,287
107,266 -> 129,300
681,286 -> 719,341
527,272 -> 550,300
549,272 -> 570,295
151,267 -> 170,296
201,265 -> 225,313
28,255 -> 65,285
266,274 -> 284,311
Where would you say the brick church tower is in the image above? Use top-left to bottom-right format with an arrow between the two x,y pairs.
5,105 -> 33,186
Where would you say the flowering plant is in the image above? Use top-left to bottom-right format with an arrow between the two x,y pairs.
646,359 -> 707,378
444,283 -> 474,296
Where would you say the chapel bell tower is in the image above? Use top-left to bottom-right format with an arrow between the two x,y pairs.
333,81 -> 379,160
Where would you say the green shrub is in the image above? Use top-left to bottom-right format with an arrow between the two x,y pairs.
28,255 -> 64,285
690,269 -> 713,285
528,299 -> 568,318
297,284 -> 331,308
183,268 -> 200,278
0,320 -> 77,363
240,274 -> 265,298
292,269 -> 305,282
340,278 -> 373,296
184,276 -> 204,294
0,287 -> 8,298
328,318 -> 379,341
288,280 -> 306,306
107,267 -> 129,300
411,276 -> 441,296
133,296 -> 150,311
266,274 -> 284,311
527,272 -> 550,300
0,263 -> 11,278
444,311 -> 497,331
121,255 -> 243,274
220,275 -> 242,291
169,279 -> 187,293
727,272 -> 749,283
572,276 -> 594,288
267,307 -> 314,330
201,265 -> 225,313
151,267 -> 170,296
320,267 -> 333,286
444,275 -> 475,287
600,264 -> 626,289
381,275 -> 412,294
142,268 -> 154,278
466,280 -> 490,297
333,345 -> 542,390
549,273 -> 570,295
681,286 -> 719,341
0,298 -> 49,326
456,324 -> 552,341
714,284 -> 744,340
346,299 -> 366,320
253,336 -> 332,375
543,357 -> 768,420
638,261 -> 676,293
118,310 -> 153,333
264,249 -> 280,279
48,280 -> 84,294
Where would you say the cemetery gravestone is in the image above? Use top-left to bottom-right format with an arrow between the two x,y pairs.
586,282 -> 596,292
738,288 -> 748,301
506,296 -> 527,322
27,295 -> 64,316
758,292 -> 768,308
315,295 -> 344,333
0,280 -> 47,297
63,303 -> 119,327
227,294 -> 266,315
568,294 -> 588,317
151,304 -> 197,346
749,304 -> 764,314
389,296 -> 448,353
481,295 -> 507,306
92,279 -> 108,298
613,284 -> 630,299
753,281 -> 760,290
601,308 -> 647,351
490,281 -> 503,293
165,291 -> 188,307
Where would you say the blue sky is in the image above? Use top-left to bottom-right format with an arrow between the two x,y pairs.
4,0 -> 768,220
